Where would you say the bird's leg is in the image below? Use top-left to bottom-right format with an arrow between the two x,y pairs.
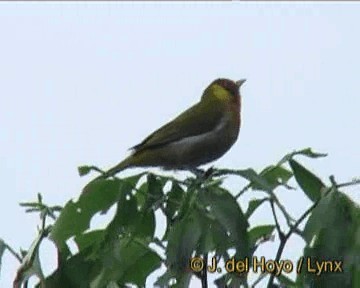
204,166 -> 215,178
190,167 -> 215,180
190,168 -> 206,178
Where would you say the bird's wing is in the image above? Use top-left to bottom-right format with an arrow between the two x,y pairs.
131,100 -> 226,152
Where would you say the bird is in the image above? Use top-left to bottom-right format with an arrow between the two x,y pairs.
86,78 -> 246,184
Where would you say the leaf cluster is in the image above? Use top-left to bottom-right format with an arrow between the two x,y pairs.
1,148 -> 359,288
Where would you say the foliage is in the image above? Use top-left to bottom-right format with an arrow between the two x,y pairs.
1,148 -> 359,288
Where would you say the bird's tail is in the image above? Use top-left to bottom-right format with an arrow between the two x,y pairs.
82,157 -> 132,194
102,158 -> 131,179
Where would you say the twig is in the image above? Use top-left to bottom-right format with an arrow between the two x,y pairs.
336,178 -> 360,188
267,192 -> 295,228
3,243 -> 22,262
89,166 -> 106,175
270,199 -> 285,241
201,253 -> 208,288
235,183 -> 252,199
266,183 -> 335,287
251,272 -> 267,287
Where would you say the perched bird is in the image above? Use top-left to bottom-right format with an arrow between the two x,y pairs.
88,78 -> 245,182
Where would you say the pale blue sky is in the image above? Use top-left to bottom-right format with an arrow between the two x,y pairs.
1,3 -> 359,287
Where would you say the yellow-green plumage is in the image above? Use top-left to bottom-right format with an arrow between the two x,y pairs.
90,78 -> 245,182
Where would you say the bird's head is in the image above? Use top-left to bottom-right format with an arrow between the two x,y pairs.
201,78 -> 246,104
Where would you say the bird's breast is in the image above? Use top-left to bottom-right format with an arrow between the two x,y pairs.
166,113 -> 240,168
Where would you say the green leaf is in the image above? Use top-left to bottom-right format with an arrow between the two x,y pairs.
195,212 -> 214,254
134,208 -> 156,240
41,250 -> 96,288
297,190 -> 360,287
115,171 -> 145,192
201,186 -> 249,259
293,147 -> 328,158
59,190 -> 158,286
119,240 -> 161,287
154,270 -> 176,288
135,182 -> 148,209
104,193 -> 138,241
75,230 -> 105,251
245,198 -> 268,219
289,159 -> 325,202
78,165 -> 92,176
50,200 -> 87,246
175,183 -> 197,223
230,168 -> 274,192
254,165 -> 293,190
278,147 -> 327,166
302,188 -> 334,244
191,206 -> 231,258
164,182 -> 185,220
144,174 -> 164,210
93,191 -> 155,258
215,273 -> 245,288
277,273 -> 296,287
90,237 -> 161,287
354,265 -> 360,288
195,208 -> 229,255
50,179 -> 126,247
166,212 -> 202,274
248,225 -> 275,249
123,172 -> 146,187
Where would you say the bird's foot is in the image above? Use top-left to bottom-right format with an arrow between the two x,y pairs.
190,167 -> 215,179
190,168 -> 205,178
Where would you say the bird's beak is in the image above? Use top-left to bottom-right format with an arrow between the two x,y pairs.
235,79 -> 246,88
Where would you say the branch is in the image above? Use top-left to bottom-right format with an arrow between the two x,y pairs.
251,272 -> 267,287
270,199 -> 285,241
3,243 -> 22,263
201,253 -> 208,288
336,177 -> 360,188
266,179 -> 337,287
235,183 -> 252,199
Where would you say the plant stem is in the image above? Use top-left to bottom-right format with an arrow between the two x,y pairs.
266,184 -> 335,287
201,253 -> 208,288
